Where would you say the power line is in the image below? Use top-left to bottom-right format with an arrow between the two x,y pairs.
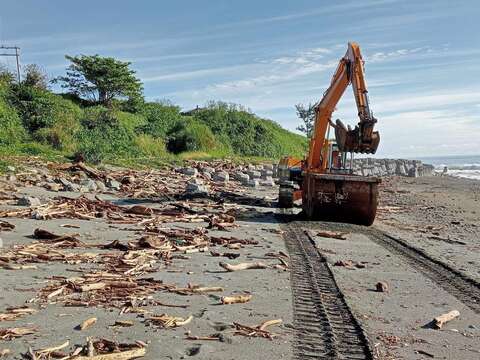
0,45 -> 20,83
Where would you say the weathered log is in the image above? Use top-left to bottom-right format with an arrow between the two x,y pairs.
80,282 -> 106,292
79,317 -> 97,330
221,294 -> 252,305
433,310 -> 460,329
74,348 -> 146,360
219,261 -> 267,272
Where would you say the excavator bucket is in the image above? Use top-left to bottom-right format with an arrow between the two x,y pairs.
335,119 -> 380,154
302,172 -> 380,226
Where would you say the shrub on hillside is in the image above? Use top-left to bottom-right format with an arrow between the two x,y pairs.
8,85 -> 83,150
0,82 -> 27,145
166,119 -> 217,154
0,98 -> 27,145
11,86 -> 60,131
22,64 -> 49,90
134,134 -> 167,157
140,102 -> 183,138
76,108 -> 139,163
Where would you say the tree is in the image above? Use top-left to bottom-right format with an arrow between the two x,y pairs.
23,64 -> 48,89
53,55 -> 143,106
295,103 -> 316,138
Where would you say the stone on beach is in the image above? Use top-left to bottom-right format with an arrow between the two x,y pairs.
247,170 -> 261,179
17,196 -> 41,207
186,178 -> 209,194
213,171 -> 229,183
106,178 -> 122,190
179,167 -> 198,177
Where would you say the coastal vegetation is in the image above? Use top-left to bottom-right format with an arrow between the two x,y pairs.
0,55 -> 307,165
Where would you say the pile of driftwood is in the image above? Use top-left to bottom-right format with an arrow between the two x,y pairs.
0,192 -> 244,228
35,273 -> 172,308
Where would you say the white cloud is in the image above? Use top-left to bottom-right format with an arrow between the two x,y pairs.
374,91 -> 480,114
366,47 -> 432,62
376,108 -> 480,157
215,0 -> 398,28
142,64 -> 252,82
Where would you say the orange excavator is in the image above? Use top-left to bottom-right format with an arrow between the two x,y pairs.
278,42 -> 380,225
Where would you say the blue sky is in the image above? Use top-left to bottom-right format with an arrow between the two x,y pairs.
1,0 -> 479,158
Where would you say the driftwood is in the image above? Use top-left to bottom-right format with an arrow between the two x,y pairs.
0,327 -> 36,340
0,307 -> 36,322
186,334 -> 221,341
219,261 -> 267,272
258,319 -> 282,331
80,282 -> 107,292
221,294 -> 252,305
74,348 -> 146,360
35,340 -> 69,355
0,220 -> 15,231
148,314 -> 193,328
172,286 -> 224,295
433,310 -> 460,329
111,320 -> 134,327
317,230 -> 348,240
79,317 -> 97,330
0,349 -> 11,357
233,318 -> 282,339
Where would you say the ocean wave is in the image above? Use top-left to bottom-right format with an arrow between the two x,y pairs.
435,169 -> 480,180
434,164 -> 480,170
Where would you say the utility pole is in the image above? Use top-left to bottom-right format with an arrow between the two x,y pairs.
0,45 -> 21,83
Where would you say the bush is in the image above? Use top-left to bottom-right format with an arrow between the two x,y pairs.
22,64 -> 48,90
10,86 -> 76,131
7,85 -> 82,150
140,102 -> 183,138
0,83 -> 27,145
166,119 -> 217,154
134,134 -> 167,157
76,108 -> 139,163
116,110 -> 146,133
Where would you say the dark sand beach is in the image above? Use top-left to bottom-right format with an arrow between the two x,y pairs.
0,163 -> 479,359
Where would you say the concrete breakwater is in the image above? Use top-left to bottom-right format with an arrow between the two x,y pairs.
351,158 -> 434,177
183,159 -> 435,188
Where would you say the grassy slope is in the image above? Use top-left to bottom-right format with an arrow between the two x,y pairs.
0,82 -> 307,168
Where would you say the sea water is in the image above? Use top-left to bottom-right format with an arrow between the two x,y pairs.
418,155 -> 480,180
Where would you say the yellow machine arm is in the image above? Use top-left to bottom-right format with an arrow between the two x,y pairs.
307,42 -> 380,170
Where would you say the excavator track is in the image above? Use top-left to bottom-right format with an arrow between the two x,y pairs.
302,221 -> 480,314
281,221 -> 373,360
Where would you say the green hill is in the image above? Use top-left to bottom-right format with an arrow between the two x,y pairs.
0,74 -> 307,166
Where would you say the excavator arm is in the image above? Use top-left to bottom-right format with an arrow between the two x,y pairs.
307,42 -> 380,170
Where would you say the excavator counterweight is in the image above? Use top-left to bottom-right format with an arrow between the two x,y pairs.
279,42 -> 381,226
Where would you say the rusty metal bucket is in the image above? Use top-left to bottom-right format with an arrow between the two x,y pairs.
302,173 -> 380,226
